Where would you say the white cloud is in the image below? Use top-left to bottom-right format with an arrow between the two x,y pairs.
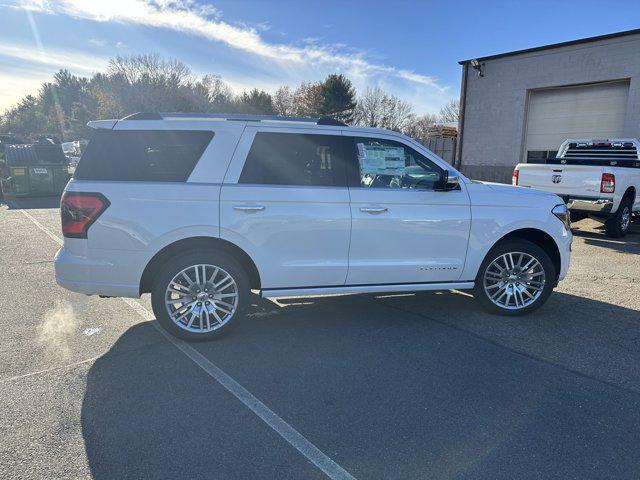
0,43 -> 110,112
0,43 -> 109,75
2,0 -> 54,13
3,0 -> 456,113
88,38 -> 107,47
21,1 -> 448,90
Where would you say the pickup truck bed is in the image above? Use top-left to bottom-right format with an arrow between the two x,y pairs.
514,138 -> 640,238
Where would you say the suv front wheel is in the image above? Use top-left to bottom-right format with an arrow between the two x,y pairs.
474,239 -> 556,316
151,250 -> 250,341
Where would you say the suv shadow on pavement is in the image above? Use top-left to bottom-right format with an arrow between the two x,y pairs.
1,196 -> 61,210
81,291 -> 640,480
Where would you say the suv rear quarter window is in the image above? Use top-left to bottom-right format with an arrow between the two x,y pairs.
74,129 -> 214,182
238,132 -> 349,187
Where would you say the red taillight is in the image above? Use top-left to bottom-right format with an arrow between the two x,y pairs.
512,168 -> 519,186
600,173 -> 615,194
60,192 -> 110,238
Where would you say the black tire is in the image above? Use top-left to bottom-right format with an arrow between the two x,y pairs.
151,249 -> 250,341
474,239 -> 556,316
604,198 -> 633,238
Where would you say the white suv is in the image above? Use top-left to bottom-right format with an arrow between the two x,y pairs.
55,113 -> 572,340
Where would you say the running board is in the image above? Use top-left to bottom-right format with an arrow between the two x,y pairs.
260,282 -> 475,298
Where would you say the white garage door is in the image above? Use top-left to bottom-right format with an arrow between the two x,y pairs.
524,81 -> 629,162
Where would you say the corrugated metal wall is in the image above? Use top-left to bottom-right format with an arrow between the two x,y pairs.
423,137 -> 457,165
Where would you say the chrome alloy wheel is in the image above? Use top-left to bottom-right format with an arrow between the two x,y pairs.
621,206 -> 631,231
483,252 -> 545,310
164,264 -> 239,333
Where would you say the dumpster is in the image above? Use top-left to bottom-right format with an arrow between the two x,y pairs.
0,139 -> 70,197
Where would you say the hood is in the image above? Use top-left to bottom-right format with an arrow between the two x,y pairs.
480,181 -> 560,198
468,181 -> 563,208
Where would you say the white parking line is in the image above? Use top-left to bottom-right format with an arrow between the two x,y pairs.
1,355 -> 99,383
18,208 -> 357,480
19,208 -> 64,246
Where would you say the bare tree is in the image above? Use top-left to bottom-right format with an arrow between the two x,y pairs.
292,82 -> 323,117
273,85 -> 295,116
200,75 -> 233,104
353,87 -> 386,127
380,95 -> 415,133
354,87 -> 415,133
438,99 -> 460,123
107,53 -> 192,85
403,113 -> 439,143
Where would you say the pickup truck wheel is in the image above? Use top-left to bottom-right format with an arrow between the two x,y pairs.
151,250 -> 250,341
604,198 -> 632,238
474,240 -> 556,316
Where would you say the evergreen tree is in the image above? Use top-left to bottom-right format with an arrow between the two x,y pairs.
234,89 -> 276,115
318,74 -> 357,124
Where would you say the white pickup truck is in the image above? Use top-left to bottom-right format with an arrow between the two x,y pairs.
514,138 -> 640,237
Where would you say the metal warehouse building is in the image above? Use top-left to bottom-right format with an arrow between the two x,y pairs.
456,28 -> 640,183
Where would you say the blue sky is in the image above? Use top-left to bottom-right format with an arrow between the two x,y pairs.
1,0 -> 640,115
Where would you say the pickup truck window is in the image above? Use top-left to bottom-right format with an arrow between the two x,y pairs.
527,150 -> 558,164
352,138 -> 442,190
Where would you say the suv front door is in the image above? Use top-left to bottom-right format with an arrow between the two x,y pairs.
220,127 -> 352,289
344,134 -> 471,285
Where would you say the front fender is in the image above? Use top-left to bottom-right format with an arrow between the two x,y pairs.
462,205 -> 569,281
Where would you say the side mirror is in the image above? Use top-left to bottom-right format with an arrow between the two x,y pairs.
436,170 -> 461,191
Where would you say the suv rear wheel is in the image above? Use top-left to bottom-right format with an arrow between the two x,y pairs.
474,239 -> 556,316
151,250 -> 250,341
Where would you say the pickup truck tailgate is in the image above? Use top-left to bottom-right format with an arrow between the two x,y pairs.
517,164 -> 604,197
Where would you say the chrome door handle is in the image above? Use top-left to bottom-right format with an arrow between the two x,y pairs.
233,205 -> 265,212
360,206 -> 388,214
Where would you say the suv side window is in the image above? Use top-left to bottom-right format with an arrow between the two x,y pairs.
74,129 -> 214,182
239,132 -> 349,187
352,137 -> 443,190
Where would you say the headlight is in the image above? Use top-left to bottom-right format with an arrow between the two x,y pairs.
552,204 -> 571,230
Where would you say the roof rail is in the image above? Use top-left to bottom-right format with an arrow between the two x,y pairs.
317,117 -> 348,126
120,112 -> 163,120
119,112 -> 348,126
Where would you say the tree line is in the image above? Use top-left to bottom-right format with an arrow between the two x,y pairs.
0,54 -> 459,143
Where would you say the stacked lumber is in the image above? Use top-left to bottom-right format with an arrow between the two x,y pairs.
425,124 -> 458,139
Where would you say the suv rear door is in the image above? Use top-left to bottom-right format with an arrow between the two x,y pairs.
220,127 -> 352,289
343,133 -> 471,285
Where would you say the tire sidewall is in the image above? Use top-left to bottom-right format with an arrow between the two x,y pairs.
474,239 -> 556,316
606,198 -> 632,238
151,250 -> 250,341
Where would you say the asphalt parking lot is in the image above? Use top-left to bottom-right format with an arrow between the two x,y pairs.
1,197 -> 640,480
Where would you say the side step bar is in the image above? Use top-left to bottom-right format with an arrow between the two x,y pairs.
260,282 -> 475,298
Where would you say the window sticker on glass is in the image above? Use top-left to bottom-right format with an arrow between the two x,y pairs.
358,143 -> 406,176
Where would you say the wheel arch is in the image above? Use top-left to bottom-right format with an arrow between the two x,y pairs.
139,236 -> 261,294
492,228 -> 561,281
622,186 -> 636,203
